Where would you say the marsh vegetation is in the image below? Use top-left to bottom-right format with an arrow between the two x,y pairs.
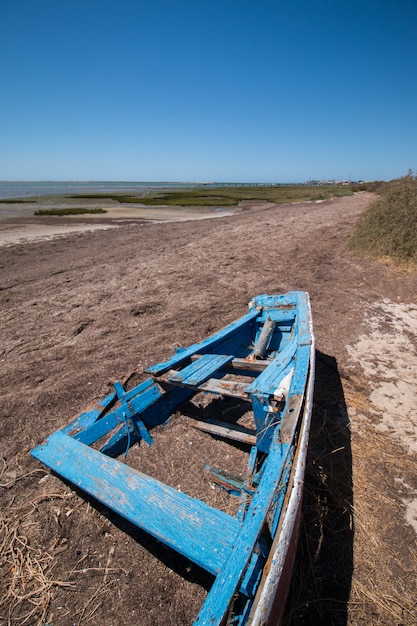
70,184 -> 354,206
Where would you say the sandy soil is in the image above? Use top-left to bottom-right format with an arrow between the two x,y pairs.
0,204 -> 239,247
1,192 -> 416,625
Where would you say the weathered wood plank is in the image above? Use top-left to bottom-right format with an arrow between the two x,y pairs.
198,377 -> 249,398
205,465 -> 256,496
73,382 -> 162,445
188,418 -> 256,445
244,339 -> 297,396
293,291 -> 313,347
168,353 -> 234,386
32,431 -> 240,576
191,354 -> 270,373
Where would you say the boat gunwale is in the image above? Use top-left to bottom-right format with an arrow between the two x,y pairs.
247,297 -> 315,624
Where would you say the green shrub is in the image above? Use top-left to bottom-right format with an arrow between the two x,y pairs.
349,174 -> 417,266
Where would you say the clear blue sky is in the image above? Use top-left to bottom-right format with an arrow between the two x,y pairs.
1,0 -> 416,182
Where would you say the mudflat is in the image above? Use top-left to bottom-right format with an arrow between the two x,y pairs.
0,198 -> 240,247
1,192 -> 416,625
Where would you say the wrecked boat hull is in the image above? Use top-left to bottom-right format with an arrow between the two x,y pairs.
32,291 -> 315,625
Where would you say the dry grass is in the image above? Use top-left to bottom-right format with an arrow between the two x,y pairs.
341,372 -> 374,416
349,425 -> 417,625
0,455 -> 132,626
0,508 -> 74,625
0,456 -> 74,625
284,352 -> 417,625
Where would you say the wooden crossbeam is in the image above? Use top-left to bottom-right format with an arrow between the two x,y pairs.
188,417 -> 256,445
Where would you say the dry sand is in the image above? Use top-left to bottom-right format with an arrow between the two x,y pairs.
347,299 -> 417,536
0,204 -> 238,247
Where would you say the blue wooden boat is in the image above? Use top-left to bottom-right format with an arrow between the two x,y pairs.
31,291 -> 314,625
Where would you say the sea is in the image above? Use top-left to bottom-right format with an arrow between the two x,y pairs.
0,181 -> 204,201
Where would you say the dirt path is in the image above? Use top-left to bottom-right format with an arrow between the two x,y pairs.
1,192 -> 416,625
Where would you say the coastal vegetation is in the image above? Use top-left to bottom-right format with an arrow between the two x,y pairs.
27,177 -> 417,268
135,185 -> 353,206
349,173 -> 417,267
70,184 -> 353,206
34,207 -> 107,216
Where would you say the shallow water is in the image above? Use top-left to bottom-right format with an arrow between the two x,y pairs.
0,180 -> 198,200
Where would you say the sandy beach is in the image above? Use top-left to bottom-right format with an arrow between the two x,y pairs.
1,192 -> 416,625
0,201 -> 239,246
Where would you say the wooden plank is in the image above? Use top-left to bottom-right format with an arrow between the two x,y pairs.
32,431 -> 240,576
294,291 -> 313,346
198,377 -> 249,398
73,382 -> 163,445
168,354 -> 233,386
256,311 -> 295,324
60,392 -> 117,437
251,292 -> 299,310
244,339 -> 297,396
188,418 -> 256,445
205,466 -> 256,496
191,354 -> 270,373
279,351 -> 311,444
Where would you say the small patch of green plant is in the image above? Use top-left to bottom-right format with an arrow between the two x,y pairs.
0,199 -> 33,203
34,208 -> 107,216
348,172 -> 417,266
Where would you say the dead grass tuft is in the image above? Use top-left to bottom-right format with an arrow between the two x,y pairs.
0,502 -> 74,625
0,456 -> 74,625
